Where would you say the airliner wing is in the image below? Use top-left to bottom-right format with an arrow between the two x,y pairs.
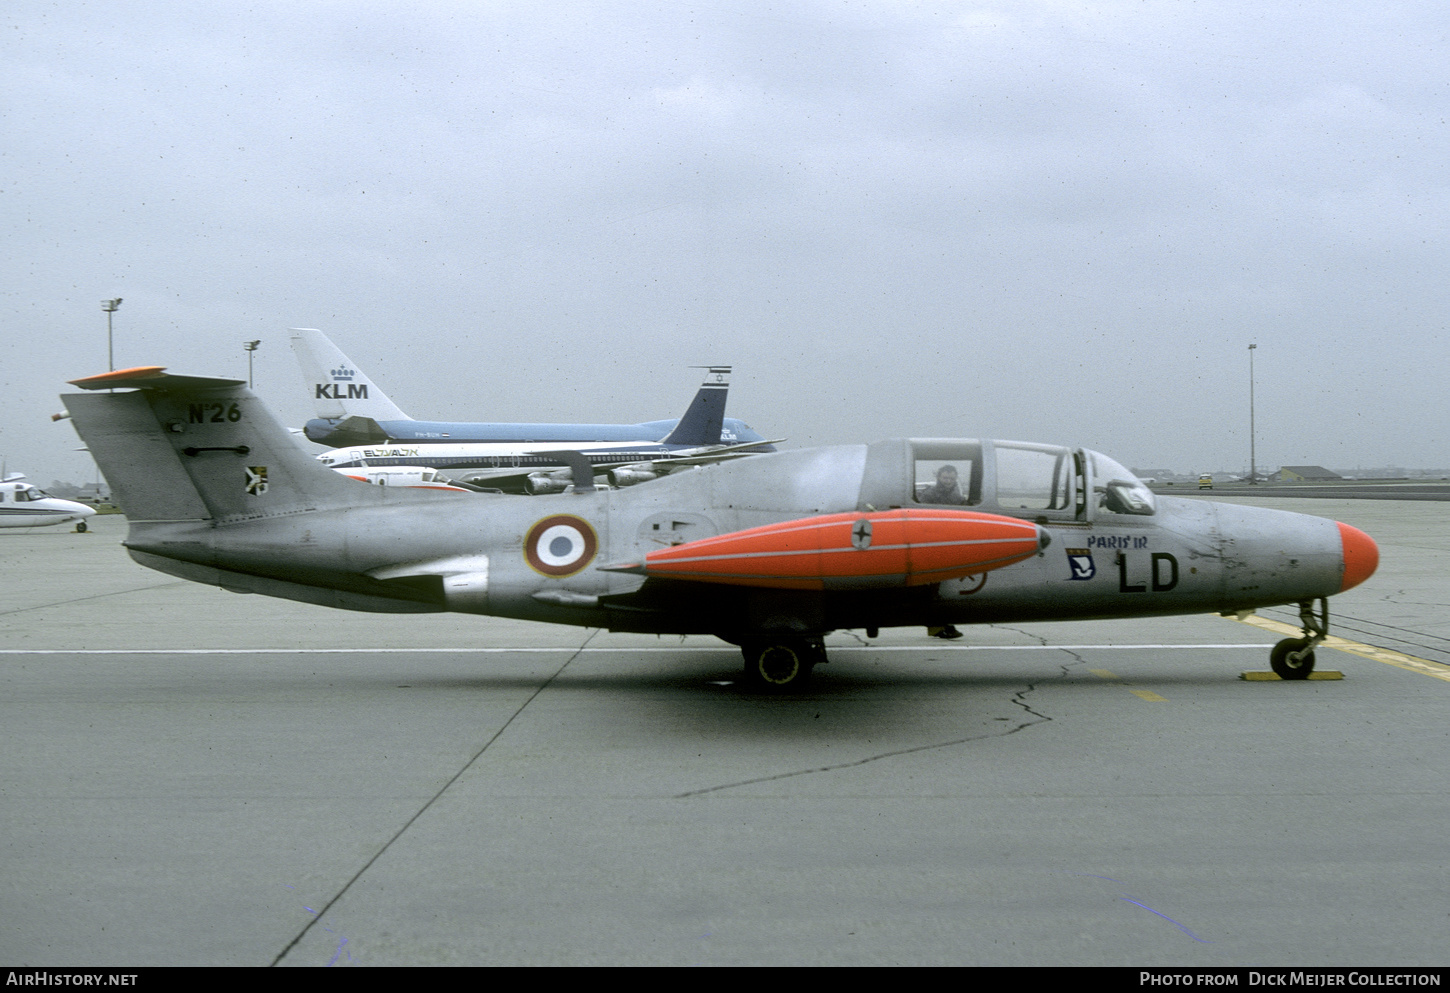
448,439 -> 785,494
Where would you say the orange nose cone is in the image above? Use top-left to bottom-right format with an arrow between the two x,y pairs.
1337,522 -> 1379,592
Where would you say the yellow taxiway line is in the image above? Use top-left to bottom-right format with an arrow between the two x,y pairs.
1089,668 -> 1167,701
1234,614 -> 1450,684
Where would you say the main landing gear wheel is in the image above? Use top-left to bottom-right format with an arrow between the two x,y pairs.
741,639 -> 820,692
1270,637 -> 1316,679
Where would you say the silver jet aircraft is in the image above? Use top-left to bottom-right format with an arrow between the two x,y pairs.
64,366 -> 1378,690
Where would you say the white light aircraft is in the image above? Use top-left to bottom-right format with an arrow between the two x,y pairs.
0,475 -> 98,531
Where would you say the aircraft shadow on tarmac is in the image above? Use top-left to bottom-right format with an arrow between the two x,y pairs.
304,649 -> 1330,695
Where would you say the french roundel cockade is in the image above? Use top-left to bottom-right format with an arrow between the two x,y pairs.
524,515 -> 598,577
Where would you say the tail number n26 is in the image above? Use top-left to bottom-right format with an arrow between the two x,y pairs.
189,403 -> 242,424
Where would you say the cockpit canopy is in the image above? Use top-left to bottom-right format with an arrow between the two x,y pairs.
859,438 -> 1155,521
1086,449 -> 1156,516
1,484 -> 48,503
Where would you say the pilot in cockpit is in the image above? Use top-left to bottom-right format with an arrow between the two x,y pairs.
917,464 -> 965,505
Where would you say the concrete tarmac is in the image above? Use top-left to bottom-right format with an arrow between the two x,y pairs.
2,498 -> 1447,966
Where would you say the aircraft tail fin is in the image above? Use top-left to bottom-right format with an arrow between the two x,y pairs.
64,366 -> 388,523
289,328 -> 410,422
660,366 -> 731,447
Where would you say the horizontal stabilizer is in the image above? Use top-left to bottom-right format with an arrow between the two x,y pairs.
601,508 -> 1047,590
69,367 -> 245,392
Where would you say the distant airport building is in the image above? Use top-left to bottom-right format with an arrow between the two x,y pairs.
1274,466 -> 1343,483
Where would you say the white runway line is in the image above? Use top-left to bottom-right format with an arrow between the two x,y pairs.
0,643 -> 1275,655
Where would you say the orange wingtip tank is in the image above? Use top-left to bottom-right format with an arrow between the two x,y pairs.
67,366 -> 169,388
604,508 -> 1047,590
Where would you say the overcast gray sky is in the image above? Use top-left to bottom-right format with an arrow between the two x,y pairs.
3,1 -> 1446,484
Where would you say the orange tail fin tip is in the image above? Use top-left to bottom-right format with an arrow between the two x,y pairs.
67,366 -> 168,387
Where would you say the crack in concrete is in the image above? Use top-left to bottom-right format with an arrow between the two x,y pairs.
676,630 -> 1071,798
993,624 -> 1095,679
0,581 -> 191,617
991,624 -> 1050,647
268,629 -> 598,966
1379,591 -> 1450,608
674,697 -> 1052,798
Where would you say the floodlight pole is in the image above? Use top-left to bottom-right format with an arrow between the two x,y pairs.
101,298 -> 122,371
244,339 -> 261,388
1248,343 -> 1257,485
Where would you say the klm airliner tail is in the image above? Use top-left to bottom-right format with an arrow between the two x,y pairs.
290,328 -> 410,423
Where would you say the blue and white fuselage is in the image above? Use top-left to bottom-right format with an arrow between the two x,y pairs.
317,439 -> 713,473
290,329 -> 773,452
306,415 -> 768,447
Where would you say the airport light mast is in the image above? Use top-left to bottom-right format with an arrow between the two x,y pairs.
244,339 -> 261,387
101,298 -> 122,371
1248,343 -> 1257,485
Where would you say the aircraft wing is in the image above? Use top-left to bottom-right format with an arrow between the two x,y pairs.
647,438 -> 785,468
448,440 -> 784,494
449,453 -> 634,495
444,466 -> 557,495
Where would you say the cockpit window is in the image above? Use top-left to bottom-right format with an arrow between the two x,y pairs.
912,442 -> 982,505
994,443 -> 1075,511
1088,451 -> 1156,515
914,461 -> 977,505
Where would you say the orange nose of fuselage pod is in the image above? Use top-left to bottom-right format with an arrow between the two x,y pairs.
1337,522 -> 1379,593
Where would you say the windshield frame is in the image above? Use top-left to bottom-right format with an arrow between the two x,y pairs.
1086,449 -> 1157,517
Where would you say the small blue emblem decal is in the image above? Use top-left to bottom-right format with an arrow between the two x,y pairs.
1066,548 -> 1095,580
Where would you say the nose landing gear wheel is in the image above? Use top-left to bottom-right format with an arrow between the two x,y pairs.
741,640 -> 819,692
1270,637 -> 1316,679
1268,598 -> 1330,680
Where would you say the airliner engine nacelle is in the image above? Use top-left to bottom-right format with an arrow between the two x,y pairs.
608,466 -> 663,487
526,470 -> 575,495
